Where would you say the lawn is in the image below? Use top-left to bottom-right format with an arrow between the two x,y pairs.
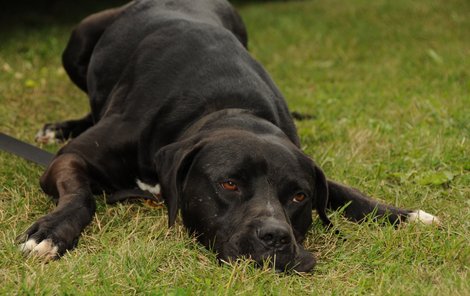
0,0 -> 469,294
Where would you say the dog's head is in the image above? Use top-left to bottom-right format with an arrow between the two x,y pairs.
154,120 -> 330,272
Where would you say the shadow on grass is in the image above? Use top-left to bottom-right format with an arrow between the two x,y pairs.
0,0 -> 293,28
0,0 -> 128,34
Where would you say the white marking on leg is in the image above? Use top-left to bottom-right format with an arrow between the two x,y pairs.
136,179 -> 161,195
408,210 -> 440,225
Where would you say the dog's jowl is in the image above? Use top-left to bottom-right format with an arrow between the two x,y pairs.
18,0 -> 439,272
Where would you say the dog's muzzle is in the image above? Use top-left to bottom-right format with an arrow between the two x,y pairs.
220,217 -> 315,272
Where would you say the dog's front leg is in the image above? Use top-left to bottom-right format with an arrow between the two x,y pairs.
17,153 -> 95,260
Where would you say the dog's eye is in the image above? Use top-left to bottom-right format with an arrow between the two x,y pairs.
220,180 -> 238,191
292,193 -> 306,203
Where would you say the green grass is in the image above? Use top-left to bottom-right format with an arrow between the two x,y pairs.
1,0 -> 469,294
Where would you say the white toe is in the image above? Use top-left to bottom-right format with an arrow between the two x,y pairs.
19,238 -> 58,260
32,239 -> 58,260
35,128 -> 57,144
408,210 -> 440,225
19,239 -> 38,254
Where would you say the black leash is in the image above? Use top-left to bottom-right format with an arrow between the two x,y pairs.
0,132 -> 54,166
0,132 -> 161,204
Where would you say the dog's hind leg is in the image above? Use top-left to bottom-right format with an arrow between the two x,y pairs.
35,113 -> 94,144
36,4 -> 131,144
62,4 -> 130,93
326,180 -> 440,225
16,153 -> 96,260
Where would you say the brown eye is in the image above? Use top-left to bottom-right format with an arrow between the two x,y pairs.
293,193 -> 306,203
221,180 -> 238,191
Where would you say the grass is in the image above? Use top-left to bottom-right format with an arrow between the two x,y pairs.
1,0 -> 469,294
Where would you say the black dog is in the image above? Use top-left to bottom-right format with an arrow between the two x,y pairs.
19,0 -> 438,272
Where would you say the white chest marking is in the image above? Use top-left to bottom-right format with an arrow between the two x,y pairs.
136,179 -> 161,195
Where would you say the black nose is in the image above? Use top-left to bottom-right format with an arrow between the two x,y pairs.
257,222 -> 292,249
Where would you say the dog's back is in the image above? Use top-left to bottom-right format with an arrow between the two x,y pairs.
58,0 -> 298,190
87,0 -> 247,120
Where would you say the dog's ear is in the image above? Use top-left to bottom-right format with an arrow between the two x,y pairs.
154,138 -> 202,227
312,165 -> 333,228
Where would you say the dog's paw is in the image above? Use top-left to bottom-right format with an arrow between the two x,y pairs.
18,237 -> 59,261
407,210 -> 440,226
35,124 -> 60,144
16,210 -> 83,261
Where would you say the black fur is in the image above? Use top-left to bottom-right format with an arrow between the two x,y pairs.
19,0 -> 412,272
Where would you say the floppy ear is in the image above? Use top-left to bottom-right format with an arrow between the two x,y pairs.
312,165 -> 333,228
154,138 -> 202,227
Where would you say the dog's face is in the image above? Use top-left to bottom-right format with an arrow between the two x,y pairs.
155,130 -> 329,272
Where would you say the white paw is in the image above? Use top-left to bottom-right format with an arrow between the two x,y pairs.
35,127 -> 57,144
136,179 -> 161,195
408,210 -> 440,225
19,238 -> 59,261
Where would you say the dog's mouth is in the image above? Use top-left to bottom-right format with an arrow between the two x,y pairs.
216,233 -> 316,272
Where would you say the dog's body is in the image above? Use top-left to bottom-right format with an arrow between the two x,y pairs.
20,0 -> 438,272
